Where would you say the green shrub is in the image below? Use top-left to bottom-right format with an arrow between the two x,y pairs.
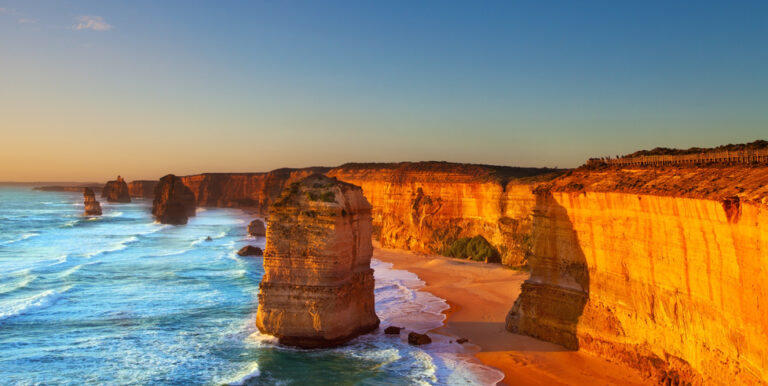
445,235 -> 500,263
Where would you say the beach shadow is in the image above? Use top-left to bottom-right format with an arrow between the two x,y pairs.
445,321 -> 570,352
505,190 -> 589,351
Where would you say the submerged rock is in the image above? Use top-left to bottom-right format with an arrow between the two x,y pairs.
101,175 -> 131,203
255,174 -> 380,348
152,174 -> 196,225
237,245 -> 263,256
408,332 -> 431,345
247,219 -> 266,237
83,188 -> 102,216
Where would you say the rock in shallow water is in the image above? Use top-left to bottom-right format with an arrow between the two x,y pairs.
384,326 -> 403,335
255,174 -> 380,348
247,219 -> 266,236
237,245 -> 263,256
152,174 -> 196,225
408,332 -> 431,345
101,175 -> 131,203
83,188 -> 102,216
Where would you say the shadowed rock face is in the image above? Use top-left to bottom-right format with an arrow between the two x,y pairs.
152,174 -> 196,225
127,180 -> 158,198
83,188 -> 102,216
247,219 -> 266,236
255,174 -> 380,348
101,176 -> 131,203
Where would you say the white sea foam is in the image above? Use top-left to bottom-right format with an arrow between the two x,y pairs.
83,236 -> 139,258
0,232 -> 40,246
226,363 -> 261,385
0,289 -> 66,321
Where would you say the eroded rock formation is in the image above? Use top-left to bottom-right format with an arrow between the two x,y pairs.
128,180 -> 158,198
101,176 -> 131,203
152,174 -> 196,225
83,188 -> 102,216
247,219 -> 266,236
255,174 -> 380,348
507,166 -> 768,384
327,162 -> 559,267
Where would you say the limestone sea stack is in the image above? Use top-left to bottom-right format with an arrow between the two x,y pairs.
83,188 -> 102,216
247,219 -> 266,236
101,175 -> 131,203
152,174 -> 197,225
255,174 -> 380,348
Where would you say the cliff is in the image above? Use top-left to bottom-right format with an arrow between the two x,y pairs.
34,184 -> 102,193
507,165 -> 768,384
327,162 -> 561,267
101,176 -> 131,203
180,167 -> 331,214
83,188 -> 102,216
128,180 -> 158,198
255,174 -> 380,348
152,174 -> 197,225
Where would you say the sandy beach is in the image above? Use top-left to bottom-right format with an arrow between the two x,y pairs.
373,245 -> 648,386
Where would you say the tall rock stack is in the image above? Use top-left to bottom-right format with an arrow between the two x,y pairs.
152,174 -> 197,225
101,175 -> 131,203
83,188 -> 102,216
255,174 -> 380,348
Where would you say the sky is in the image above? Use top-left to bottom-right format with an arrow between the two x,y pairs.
1,1 -> 766,182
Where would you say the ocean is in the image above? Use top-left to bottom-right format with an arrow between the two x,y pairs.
0,186 -> 503,385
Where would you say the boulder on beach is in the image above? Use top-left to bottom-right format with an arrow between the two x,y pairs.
237,245 -> 263,256
247,219 -> 267,237
101,175 -> 131,203
83,188 -> 102,216
152,174 -> 197,225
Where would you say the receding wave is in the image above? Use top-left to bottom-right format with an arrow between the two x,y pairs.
0,233 -> 40,246
0,289 -> 66,321
83,236 -> 139,258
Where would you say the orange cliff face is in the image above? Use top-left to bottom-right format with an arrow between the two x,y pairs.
179,168 -> 331,214
127,180 -> 158,198
507,166 -> 768,384
327,162 -> 560,267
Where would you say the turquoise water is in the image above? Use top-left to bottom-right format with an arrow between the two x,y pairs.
0,187 -> 502,385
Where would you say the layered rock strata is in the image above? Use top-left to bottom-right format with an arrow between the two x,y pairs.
152,174 -> 197,225
507,166 -> 768,384
82,188 -> 102,216
101,176 -> 131,203
255,174 -> 380,348
180,167 -> 331,213
127,180 -> 158,198
327,162 -> 560,267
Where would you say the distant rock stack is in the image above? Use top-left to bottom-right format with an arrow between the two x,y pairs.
101,175 -> 131,203
255,174 -> 380,348
83,188 -> 102,216
127,180 -> 158,198
247,219 -> 267,236
152,174 -> 197,225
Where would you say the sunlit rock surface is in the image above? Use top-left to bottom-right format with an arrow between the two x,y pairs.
507,166 -> 768,384
128,180 -> 158,198
255,174 -> 379,348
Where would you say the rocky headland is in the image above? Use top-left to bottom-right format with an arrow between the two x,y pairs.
82,187 -> 102,216
255,174 -> 379,348
152,174 -> 197,225
101,176 -> 131,203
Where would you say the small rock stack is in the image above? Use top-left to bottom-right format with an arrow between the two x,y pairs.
152,174 -> 197,225
83,188 -> 102,216
102,175 -> 131,203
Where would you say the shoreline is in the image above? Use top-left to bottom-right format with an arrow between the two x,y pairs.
372,244 -> 648,386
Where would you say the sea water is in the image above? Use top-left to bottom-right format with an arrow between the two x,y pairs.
0,186 -> 503,385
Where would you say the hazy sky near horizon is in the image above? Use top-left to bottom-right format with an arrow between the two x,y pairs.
1,1 -> 767,181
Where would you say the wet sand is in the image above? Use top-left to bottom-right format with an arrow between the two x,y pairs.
373,245 -> 648,386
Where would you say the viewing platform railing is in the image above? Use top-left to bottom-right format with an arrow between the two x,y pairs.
589,149 -> 768,167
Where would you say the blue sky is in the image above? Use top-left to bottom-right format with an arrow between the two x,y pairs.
1,1 -> 766,180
